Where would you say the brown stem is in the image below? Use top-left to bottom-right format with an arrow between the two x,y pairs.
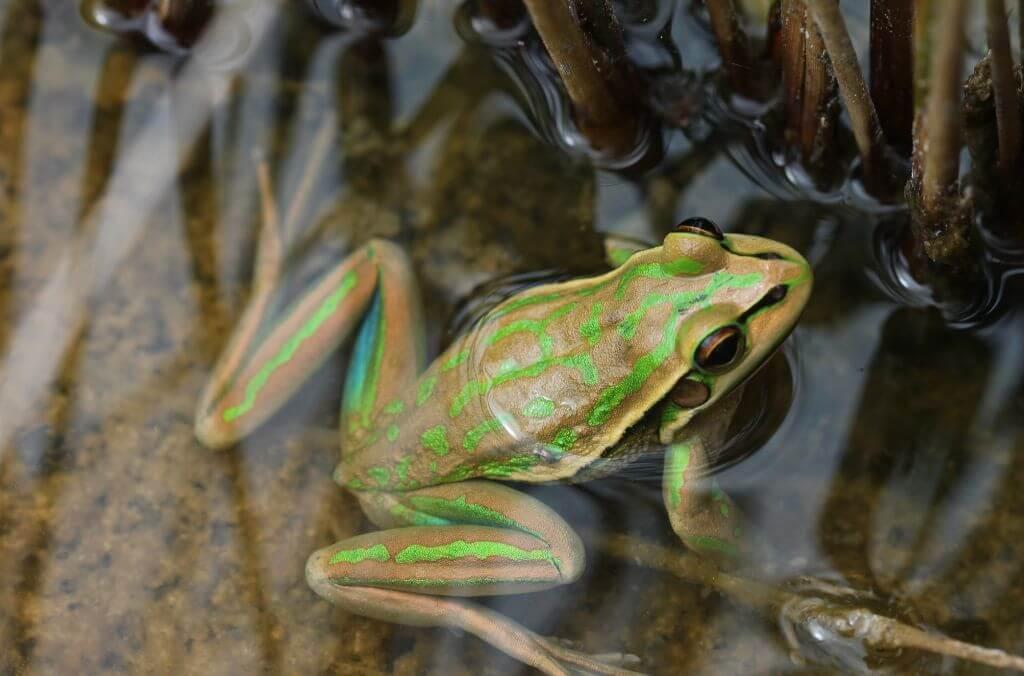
799,14 -> 837,168
986,0 -> 1022,175
913,0 -> 940,108
705,0 -> 757,97
809,0 -> 888,190
600,535 -> 1024,672
779,0 -> 807,146
870,0 -> 913,152
521,0 -> 639,156
921,0 -> 967,212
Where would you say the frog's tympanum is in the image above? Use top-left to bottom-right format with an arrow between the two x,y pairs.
195,212 -> 812,675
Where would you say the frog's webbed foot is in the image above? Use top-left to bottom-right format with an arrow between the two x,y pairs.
545,637 -> 644,674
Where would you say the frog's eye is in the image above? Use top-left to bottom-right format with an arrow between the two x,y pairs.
694,325 -> 745,373
675,217 -> 724,241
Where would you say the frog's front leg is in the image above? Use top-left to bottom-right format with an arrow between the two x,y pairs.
661,386 -> 746,563
306,481 -> 640,676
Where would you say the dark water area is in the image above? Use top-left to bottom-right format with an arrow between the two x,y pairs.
1,1 -> 1024,674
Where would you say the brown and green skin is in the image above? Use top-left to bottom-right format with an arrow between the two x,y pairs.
195,193 -> 812,675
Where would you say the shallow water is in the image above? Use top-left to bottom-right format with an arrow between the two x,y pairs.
2,2 -> 1024,674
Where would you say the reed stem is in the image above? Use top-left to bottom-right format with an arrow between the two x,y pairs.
870,0 -> 913,152
705,0 -> 757,97
921,0 -> 967,212
521,0 -> 639,156
986,0 -> 1022,175
809,0 -> 888,190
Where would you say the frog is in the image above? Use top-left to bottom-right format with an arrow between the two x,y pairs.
193,178 -> 812,675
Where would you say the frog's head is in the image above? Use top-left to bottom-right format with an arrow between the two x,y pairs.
656,218 -> 811,442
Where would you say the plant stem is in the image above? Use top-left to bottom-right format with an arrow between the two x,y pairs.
810,0 -> 888,189
921,0 -> 967,212
986,0 -> 1022,175
778,0 -> 839,178
870,0 -> 913,152
600,534 -> 1024,672
521,0 -> 639,156
779,0 -> 807,146
705,0 -> 757,97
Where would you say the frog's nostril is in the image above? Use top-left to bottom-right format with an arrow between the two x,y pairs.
753,252 -> 784,260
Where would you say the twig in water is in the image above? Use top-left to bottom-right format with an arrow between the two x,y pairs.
600,534 -> 1024,672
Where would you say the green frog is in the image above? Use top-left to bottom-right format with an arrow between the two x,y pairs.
194,186 -> 812,674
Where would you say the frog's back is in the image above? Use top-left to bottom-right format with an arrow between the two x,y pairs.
337,239 -> 774,491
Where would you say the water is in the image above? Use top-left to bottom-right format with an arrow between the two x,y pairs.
1,1 -> 1024,674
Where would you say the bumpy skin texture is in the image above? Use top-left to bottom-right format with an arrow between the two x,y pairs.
336,231 -> 811,491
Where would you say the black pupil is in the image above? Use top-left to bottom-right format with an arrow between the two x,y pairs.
705,331 -> 740,367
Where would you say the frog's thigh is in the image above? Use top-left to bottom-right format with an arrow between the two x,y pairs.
310,481 -> 584,596
340,240 -> 425,438
662,438 -> 744,562
196,238 -> 421,448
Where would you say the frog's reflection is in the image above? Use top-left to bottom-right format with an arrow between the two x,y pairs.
815,307 -> 1024,655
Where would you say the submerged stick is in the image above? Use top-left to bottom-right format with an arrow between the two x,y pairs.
920,0 -> 967,211
986,0 -> 1022,175
521,0 -> 639,156
809,0 -> 888,191
600,534 -> 1024,672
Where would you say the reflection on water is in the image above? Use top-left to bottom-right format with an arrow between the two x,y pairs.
1,1 -> 1024,674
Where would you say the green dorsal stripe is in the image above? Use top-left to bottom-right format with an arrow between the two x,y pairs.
329,543 -> 390,565
450,353 -> 598,418
224,271 -> 358,422
394,540 -> 557,566
614,258 -> 703,299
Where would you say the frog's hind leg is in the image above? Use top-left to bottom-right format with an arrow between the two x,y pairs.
338,242 -> 424,443
306,481 -> 641,676
194,202 -> 422,448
